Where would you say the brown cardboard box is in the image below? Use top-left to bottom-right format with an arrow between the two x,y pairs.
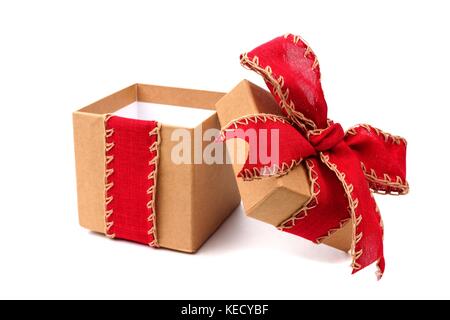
73,83 -> 241,253
215,80 -> 352,251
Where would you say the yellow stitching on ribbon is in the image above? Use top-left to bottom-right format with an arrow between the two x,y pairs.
104,114 -> 116,239
147,123 -> 161,247
360,162 -> 409,195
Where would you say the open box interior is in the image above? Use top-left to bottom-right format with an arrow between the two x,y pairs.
114,101 -> 215,128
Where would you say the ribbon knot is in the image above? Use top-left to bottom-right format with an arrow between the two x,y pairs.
222,33 -> 408,279
308,122 -> 344,152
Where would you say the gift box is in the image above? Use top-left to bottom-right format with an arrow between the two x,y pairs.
216,80 -> 351,252
73,83 -> 241,252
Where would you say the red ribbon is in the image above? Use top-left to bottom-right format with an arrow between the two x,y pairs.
104,115 -> 160,247
221,34 -> 408,278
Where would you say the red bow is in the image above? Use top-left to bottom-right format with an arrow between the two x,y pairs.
220,34 -> 408,278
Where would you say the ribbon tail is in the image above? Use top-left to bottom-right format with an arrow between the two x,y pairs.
345,124 -> 408,195
320,142 -> 385,278
377,256 -> 386,280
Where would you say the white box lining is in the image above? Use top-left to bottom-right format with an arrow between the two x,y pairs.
113,102 -> 216,128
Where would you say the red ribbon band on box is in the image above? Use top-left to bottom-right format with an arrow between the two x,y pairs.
104,115 -> 160,247
220,34 -> 408,278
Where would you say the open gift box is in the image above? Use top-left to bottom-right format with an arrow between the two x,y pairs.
73,84 -> 241,252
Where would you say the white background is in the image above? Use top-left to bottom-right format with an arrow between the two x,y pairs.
0,0 -> 449,299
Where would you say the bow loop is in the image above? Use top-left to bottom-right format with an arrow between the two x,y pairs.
240,34 -> 328,131
308,122 -> 345,152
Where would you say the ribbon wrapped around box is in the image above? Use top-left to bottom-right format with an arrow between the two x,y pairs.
73,84 -> 241,253
215,34 -> 408,278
